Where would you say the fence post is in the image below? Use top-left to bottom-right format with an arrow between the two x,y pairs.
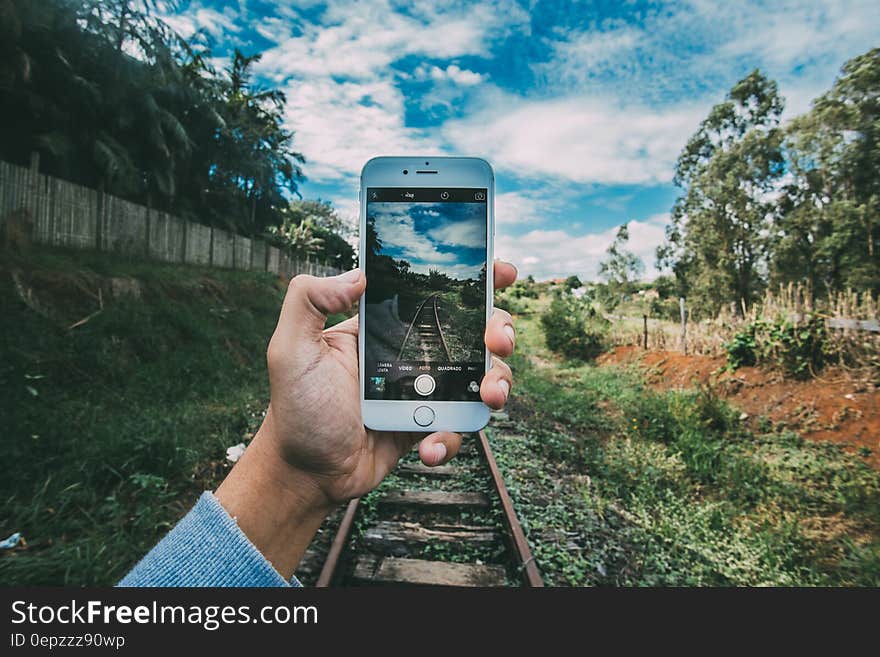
27,151 -> 40,240
95,190 -> 103,251
180,215 -> 187,264
144,199 -> 151,258
29,151 -> 39,187
679,297 -> 687,355
643,314 -> 648,350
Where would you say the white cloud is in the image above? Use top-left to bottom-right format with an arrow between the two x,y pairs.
371,204 -> 455,265
537,0 -> 876,114
159,2 -> 241,40
445,94 -> 705,185
415,64 -> 486,86
428,220 -> 485,249
282,77 -> 439,182
249,0 -> 528,183
496,214 -> 669,281
495,190 -> 550,226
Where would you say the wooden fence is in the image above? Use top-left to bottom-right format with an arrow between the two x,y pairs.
0,156 -> 341,278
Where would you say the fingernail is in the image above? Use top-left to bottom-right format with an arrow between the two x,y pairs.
498,379 -> 510,399
338,269 -> 361,284
503,324 -> 515,344
433,443 -> 447,464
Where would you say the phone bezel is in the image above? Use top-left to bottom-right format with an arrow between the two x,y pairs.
358,156 -> 495,432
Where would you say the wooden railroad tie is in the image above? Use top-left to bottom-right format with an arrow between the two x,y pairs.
352,556 -> 507,587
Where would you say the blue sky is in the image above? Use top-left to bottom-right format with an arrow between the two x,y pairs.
369,201 -> 487,279
160,0 -> 878,280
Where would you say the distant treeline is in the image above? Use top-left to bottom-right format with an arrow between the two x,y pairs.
0,0 -> 354,268
657,48 -> 880,317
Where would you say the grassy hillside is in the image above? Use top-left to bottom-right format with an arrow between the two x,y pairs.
0,249 -> 286,585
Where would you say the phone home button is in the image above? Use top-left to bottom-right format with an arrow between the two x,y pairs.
414,374 -> 436,396
413,406 -> 435,427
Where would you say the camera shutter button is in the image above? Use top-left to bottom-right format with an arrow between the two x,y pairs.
414,374 -> 436,396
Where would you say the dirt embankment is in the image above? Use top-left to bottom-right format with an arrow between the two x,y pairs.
599,346 -> 880,470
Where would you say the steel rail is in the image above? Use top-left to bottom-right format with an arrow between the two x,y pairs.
432,294 -> 452,361
314,432 -> 543,587
315,498 -> 360,587
476,429 -> 544,587
396,293 -> 437,361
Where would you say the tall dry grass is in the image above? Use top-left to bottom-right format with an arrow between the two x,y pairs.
609,284 -> 879,379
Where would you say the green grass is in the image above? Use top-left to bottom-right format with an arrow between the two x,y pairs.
489,311 -> 880,586
0,248 -> 285,585
4,251 -> 877,587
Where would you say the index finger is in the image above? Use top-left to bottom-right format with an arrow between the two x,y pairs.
493,260 -> 517,290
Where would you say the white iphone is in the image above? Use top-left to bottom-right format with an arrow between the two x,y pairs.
358,156 -> 494,432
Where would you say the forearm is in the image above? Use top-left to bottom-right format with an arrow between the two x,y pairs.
214,409 -> 334,580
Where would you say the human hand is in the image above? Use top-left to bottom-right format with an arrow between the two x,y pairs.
215,260 -> 517,578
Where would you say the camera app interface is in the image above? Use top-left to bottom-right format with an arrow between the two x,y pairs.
364,187 -> 488,402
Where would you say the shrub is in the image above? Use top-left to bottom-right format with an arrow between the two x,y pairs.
541,293 -> 608,360
650,296 -> 683,322
724,314 -> 828,379
725,324 -> 758,369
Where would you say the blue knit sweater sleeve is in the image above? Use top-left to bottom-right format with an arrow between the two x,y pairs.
118,492 -> 302,587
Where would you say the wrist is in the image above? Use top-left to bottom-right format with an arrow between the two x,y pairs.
215,411 -> 333,580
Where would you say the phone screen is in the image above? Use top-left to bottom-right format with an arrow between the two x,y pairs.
364,187 -> 488,402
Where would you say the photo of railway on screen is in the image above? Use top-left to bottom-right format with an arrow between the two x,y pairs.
363,205 -> 487,366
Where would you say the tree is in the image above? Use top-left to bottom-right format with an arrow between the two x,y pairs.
599,223 -> 644,304
267,215 -> 322,259
269,199 -> 355,267
564,275 -> 582,290
658,70 -> 785,316
774,48 -> 880,295
0,0 -> 305,236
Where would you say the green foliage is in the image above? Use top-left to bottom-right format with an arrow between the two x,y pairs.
0,251 -> 283,585
564,275 -> 582,290
0,1 -> 305,236
725,315 -> 828,379
495,279 -> 541,314
659,48 -> 880,315
774,48 -> 880,295
540,292 -> 608,360
598,224 -> 644,307
649,295 -> 682,321
267,216 -> 323,258
491,320 -> 880,586
659,69 -> 784,316
267,200 -> 355,268
725,324 -> 759,369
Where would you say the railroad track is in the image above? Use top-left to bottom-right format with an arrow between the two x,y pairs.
397,293 -> 451,362
312,426 -> 542,587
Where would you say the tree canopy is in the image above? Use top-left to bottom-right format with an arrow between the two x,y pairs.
773,48 -> 880,296
658,50 -> 880,316
658,70 -> 785,316
0,0 -> 315,240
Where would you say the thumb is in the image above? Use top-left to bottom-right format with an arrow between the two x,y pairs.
275,269 -> 365,345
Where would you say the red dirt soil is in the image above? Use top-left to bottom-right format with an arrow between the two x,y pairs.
598,345 -> 880,470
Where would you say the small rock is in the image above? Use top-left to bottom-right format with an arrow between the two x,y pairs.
109,277 -> 142,300
738,412 -> 749,421
226,443 -> 246,463
844,393 -> 855,400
